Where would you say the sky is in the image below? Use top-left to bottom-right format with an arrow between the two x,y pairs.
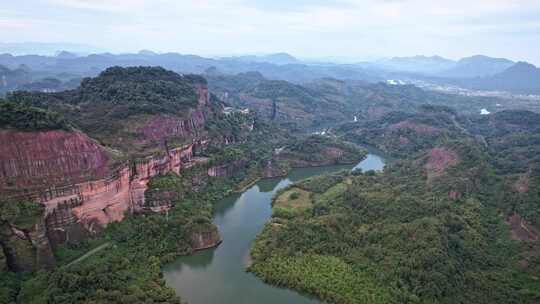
1,0 -> 540,64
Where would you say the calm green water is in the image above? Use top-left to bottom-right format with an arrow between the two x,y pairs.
163,154 -> 385,304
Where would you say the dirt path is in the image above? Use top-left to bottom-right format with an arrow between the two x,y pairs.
64,242 -> 111,268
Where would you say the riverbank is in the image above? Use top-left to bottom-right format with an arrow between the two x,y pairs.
163,153 -> 385,304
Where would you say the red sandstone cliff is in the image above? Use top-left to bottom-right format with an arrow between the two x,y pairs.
0,84 -> 219,271
0,129 -> 110,198
141,85 -> 211,143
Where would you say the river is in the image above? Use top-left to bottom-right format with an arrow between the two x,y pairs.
163,153 -> 386,304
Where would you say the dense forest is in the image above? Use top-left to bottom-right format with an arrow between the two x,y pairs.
0,100 -> 69,130
4,66 -> 211,153
1,63 -> 539,304
250,138 -> 540,303
276,134 -> 367,167
0,112 -> 288,303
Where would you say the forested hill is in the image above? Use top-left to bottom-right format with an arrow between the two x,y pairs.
245,102 -> 540,304
207,72 -> 506,131
251,108 -> 540,303
5,66 -> 216,154
251,138 -> 540,303
0,100 -> 69,131
8,66 -> 204,116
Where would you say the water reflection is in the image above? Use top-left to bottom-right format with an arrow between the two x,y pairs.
257,178 -> 283,193
163,154 -> 386,304
213,194 -> 240,218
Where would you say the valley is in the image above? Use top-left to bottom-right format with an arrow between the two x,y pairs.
3,1 -> 540,303
163,155 -> 384,304
0,54 -> 539,304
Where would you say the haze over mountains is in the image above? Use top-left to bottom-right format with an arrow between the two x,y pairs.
1,49 -> 539,95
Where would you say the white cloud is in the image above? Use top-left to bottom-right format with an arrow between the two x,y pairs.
0,0 -> 538,63
47,0 -> 150,12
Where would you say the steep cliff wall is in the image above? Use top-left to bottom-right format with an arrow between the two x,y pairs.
40,144 -> 195,238
190,224 -> 221,250
207,160 -> 247,177
141,84 -> 210,142
0,218 -> 55,272
0,129 -> 110,199
0,84 -> 215,271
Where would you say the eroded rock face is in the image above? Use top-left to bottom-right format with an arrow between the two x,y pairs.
190,226 -> 221,251
389,120 -> 441,134
0,129 -> 110,199
0,219 -> 55,272
514,169 -> 531,193
0,83 -> 232,271
425,147 -> 459,182
40,144 -> 195,238
141,84 -> 210,143
261,160 -> 288,178
508,213 -> 539,241
45,198 -> 88,246
367,106 -> 392,120
143,189 -> 178,213
207,160 -> 247,177
0,246 -> 6,272
0,137 -> 199,272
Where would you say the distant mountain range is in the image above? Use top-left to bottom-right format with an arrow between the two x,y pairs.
372,55 -> 456,74
370,54 -> 516,78
221,53 -> 300,65
440,55 -> 514,78
0,49 -> 538,95
0,42 -> 104,56
457,62 -> 540,94
366,54 -> 540,94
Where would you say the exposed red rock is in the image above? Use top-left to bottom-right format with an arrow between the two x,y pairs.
141,112 -> 206,142
508,213 -> 539,241
514,170 -> 530,193
389,120 -> 441,134
208,160 -> 247,177
0,218 -> 56,272
261,160 -> 288,178
141,84 -> 210,143
0,85 -> 210,247
425,147 -> 459,181
366,106 -> 392,119
0,129 -> 110,197
0,83 -> 245,271
398,135 -> 410,145
190,227 -> 221,250
448,190 -> 460,199
41,144 -> 194,236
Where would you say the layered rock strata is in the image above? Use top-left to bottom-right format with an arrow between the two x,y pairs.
0,85 -> 216,271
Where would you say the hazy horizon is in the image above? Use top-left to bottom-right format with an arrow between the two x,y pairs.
2,0 -> 540,64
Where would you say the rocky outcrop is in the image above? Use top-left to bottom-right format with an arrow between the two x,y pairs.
425,147 -> 459,182
37,144 -> 195,239
143,189 -> 178,213
0,82 -> 243,271
45,198 -> 88,247
389,120 -> 441,134
207,160 -> 247,177
0,245 -> 6,272
0,218 -> 55,272
261,160 -> 288,178
514,169 -> 531,193
0,103 -> 208,270
508,213 -> 539,241
0,129 -> 110,199
141,84 -> 210,143
190,225 -> 221,250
